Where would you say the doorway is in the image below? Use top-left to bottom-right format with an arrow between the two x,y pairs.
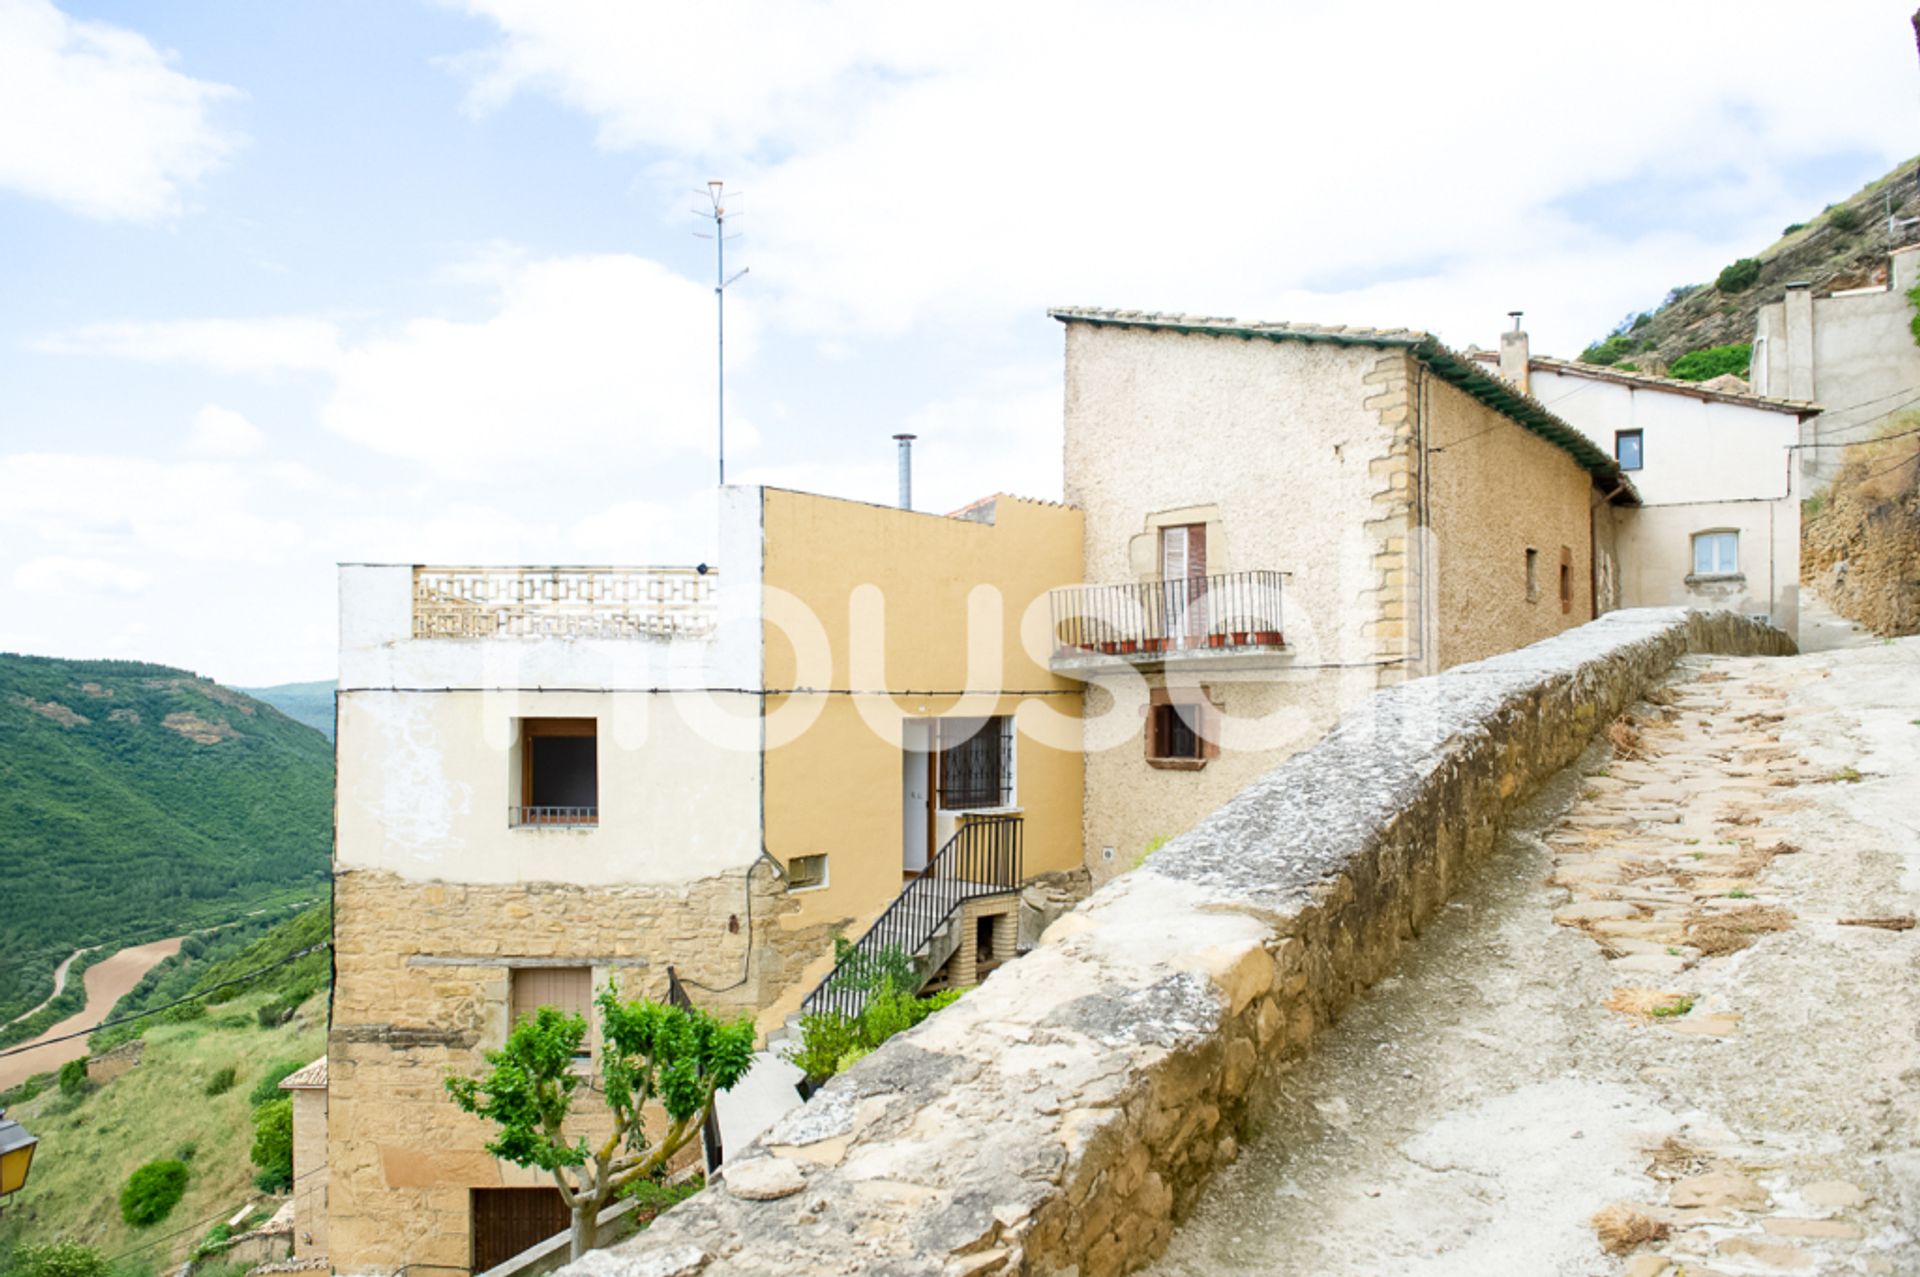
902,720 -> 933,875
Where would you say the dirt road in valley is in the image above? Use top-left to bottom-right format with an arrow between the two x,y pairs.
1152,639 -> 1920,1276
3,946 -> 95,1027
0,936 -> 183,1090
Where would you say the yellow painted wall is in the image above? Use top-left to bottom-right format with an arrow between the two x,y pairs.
1422,373 -> 1599,668
758,489 -> 1085,949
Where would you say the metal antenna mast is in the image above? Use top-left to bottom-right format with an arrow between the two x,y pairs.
695,180 -> 748,486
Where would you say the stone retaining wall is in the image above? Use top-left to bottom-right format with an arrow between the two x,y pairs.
565,610 -> 1794,1277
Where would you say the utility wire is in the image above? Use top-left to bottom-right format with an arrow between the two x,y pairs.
0,943 -> 331,1061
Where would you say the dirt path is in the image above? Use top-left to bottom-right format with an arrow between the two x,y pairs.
4,945 -> 96,1028
1151,640 -> 1920,1275
0,936 -> 184,1090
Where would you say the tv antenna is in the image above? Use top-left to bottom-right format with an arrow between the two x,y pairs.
694,180 -> 749,486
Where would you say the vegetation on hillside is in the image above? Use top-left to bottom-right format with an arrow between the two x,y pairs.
1580,157 -> 1920,376
0,984 -> 325,1277
0,655 -> 332,1026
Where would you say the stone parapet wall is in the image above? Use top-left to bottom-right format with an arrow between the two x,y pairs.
566,610 -> 1793,1277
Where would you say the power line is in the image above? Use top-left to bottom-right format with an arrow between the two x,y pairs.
0,943 -> 331,1061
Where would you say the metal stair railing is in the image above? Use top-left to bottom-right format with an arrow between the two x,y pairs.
801,814 -> 1024,1021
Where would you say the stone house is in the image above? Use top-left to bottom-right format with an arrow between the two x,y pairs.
1047,309 -> 1638,884
278,1056 -> 328,1260
1751,244 -> 1920,491
327,485 -> 1084,1274
1477,327 -> 1819,640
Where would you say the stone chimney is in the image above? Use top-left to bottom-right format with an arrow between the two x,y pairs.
1499,311 -> 1530,396
1783,282 -> 1814,402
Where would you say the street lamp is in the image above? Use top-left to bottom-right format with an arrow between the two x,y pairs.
0,1110 -> 38,1210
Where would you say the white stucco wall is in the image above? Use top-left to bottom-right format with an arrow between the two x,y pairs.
334,688 -> 763,886
1614,500 -> 1800,636
1753,247 -> 1920,489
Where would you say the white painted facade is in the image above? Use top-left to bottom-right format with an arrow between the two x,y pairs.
1481,351 -> 1811,639
1752,245 -> 1920,490
335,486 -> 767,888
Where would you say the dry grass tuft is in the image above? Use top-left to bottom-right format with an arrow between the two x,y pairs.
1838,915 -> 1916,931
1605,987 -> 1692,1019
1608,718 -> 1647,761
1685,904 -> 1793,955
1591,1203 -> 1670,1254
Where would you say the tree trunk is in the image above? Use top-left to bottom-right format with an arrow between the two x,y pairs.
569,1199 -> 599,1261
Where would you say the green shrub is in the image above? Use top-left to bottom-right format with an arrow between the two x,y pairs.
119,1159 -> 190,1227
58,1058 -> 90,1099
6,1241 -> 110,1277
1828,204 -> 1863,233
1579,334 -> 1638,366
174,1140 -> 199,1162
622,1173 -> 704,1229
203,1065 -> 237,1096
1782,222 -> 1806,235
250,1098 -> 294,1192
248,1058 -> 308,1105
1670,342 -> 1752,382
255,982 -> 315,1029
1614,361 -> 1640,372
189,1224 -> 233,1263
1715,258 -> 1763,293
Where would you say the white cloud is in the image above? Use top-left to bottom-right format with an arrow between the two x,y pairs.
448,1 -> 1920,356
320,253 -> 742,476
13,555 -> 150,596
0,453 -> 305,563
187,404 -> 265,457
36,316 -> 342,376
0,0 -> 240,221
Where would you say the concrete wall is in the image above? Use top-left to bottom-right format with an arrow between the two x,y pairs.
289,1084 -> 329,1257
1423,371 -> 1598,668
564,610 -> 1795,1277
1753,247 -> 1920,490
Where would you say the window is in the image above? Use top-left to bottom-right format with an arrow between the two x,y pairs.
1692,531 -> 1739,577
516,718 -> 597,825
1559,545 -> 1573,615
937,716 -> 1014,810
787,854 -> 828,890
1615,430 -> 1644,471
510,966 -> 593,1059
1147,689 -> 1216,769
1525,547 -> 1541,602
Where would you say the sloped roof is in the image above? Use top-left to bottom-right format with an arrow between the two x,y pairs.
278,1055 -> 327,1090
1050,308 -> 1640,503
1466,350 -> 1822,416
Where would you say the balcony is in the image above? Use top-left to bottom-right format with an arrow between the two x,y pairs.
1047,569 -> 1287,676
412,566 -> 718,640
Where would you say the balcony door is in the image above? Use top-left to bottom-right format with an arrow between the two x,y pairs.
1161,524 -> 1208,648
902,719 -> 933,876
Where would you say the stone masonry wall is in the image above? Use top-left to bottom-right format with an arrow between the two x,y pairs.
564,610 -> 1794,1277
327,866 -> 829,1274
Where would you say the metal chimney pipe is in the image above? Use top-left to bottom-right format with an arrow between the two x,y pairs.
893,433 -> 916,510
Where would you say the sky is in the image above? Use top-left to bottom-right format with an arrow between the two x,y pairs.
0,0 -> 1915,685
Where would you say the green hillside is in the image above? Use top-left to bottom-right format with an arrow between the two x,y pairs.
233,681 -> 335,742
1579,156 -> 1920,374
0,655 -> 333,1028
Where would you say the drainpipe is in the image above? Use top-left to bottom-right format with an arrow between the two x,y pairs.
894,433 -> 916,511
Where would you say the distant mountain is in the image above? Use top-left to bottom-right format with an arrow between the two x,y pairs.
236,679 -> 337,741
0,655 -> 333,1027
1580,156 -> 1920,374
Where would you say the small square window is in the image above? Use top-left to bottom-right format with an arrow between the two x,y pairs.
1615,430 -> 1644,471
515,718 -> 597,826
510,966 -> 593,1058
1147,693 -> 1213,768
787,854 -> 828,890
1692,531 -> 1739,576
1150,703 -> 1202,760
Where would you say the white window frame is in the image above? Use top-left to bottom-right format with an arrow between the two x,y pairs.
1692,530 -> 1739,577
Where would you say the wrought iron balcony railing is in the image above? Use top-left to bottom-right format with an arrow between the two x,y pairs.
1048,569 -> 1286,656
509,806 -> 599,827
413,566 -> 718,640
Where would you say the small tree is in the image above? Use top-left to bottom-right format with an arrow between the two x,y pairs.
120,1160 -> 190,1227
251,1098 -> 294,1192
446,986 -> 755,1262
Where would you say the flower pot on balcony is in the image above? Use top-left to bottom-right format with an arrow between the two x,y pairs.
1146,638 -> 1169,653
1253,629 -> 1282,646
1206,633 -> 1227,648
1101,641 -> 1120,654
1230,630 -> 1249,646
1118,640 -> 1138,654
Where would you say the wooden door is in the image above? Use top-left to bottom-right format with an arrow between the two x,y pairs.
1160,524 -> 1208,647
471,1187 -> 570,1274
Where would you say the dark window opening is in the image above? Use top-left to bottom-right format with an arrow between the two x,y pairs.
938,716 -> 1013,810
1151,703 -> 1202,760
1615,430 -> 1644,471
1525,547 -> 1541,602
517,718 -> 598,825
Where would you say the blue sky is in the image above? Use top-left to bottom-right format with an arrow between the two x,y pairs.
1,0 -> 1915,683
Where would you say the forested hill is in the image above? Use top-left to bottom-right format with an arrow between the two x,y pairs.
0,654 -> 332,1025
1579,155 -> 1920,375
236,680 -> 336,741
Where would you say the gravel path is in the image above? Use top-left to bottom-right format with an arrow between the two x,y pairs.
1150,639 -> 1920,1276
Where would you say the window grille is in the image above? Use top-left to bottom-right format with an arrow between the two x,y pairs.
938,716 -> 1013,810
